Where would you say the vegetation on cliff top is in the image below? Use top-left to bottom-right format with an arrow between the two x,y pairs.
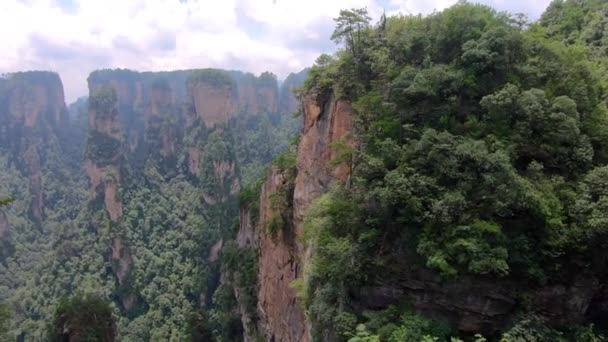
188,68 -> 235,88
298,0 -> 608,340
0,61 -> 303,341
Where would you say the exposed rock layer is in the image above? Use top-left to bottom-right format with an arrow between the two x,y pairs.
237,88 -> 355,341
0,72 -> 68,223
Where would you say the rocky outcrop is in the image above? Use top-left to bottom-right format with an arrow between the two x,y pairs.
256,167 -> 309,342
145,82 -> 179,158
230,71 -> 281,116
23,144 -> 44,221
279,69 -> 309,115
239,88 -> 355,341
354,260 -> 602,335
88,68 -> 287,181
85,83 -> 139,312
0,72 -> 69,223
249,85 -> 606,339
85,85 -> 124,220
293,90 -> 355,226
189,82 -> 237,128
4,72 -> 68,129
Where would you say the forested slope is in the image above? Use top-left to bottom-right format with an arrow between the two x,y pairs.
0,68 -> 306,341
2,0 -> 608,341
230,1 -> 608,341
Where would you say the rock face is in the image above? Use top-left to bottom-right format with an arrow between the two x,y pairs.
88,68 -> 293,179
86,85 -> 124,220
354,259 -> 602,335
234,72 -> 279,116
85,83 -> 136,311
279,69 -> 309,115
189,81 -> 238,128
293,90 -> 355,226
233,88 -> 355,341
0,72 -> 69,223
255,168 -> 308,342
245,86 -> 608,339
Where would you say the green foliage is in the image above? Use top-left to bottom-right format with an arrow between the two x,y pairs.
419,220 -> 509,277
303,54 -> 339,93
298,1 -> 608,340
348,324 -> 380,342
343,307 -> 452,342
188,68 -> 234,88
500,315 -> 605,342
0,197 -> 12,207
331,8 -> 372,55
0,303 -> 11,341
89,85 -> 118,114
49,295 -> 115,342
382,311 -> 450,342
85,130 -> 122,166
540,0 -> 608,56
265,213 -> 285,236
256,71 -> 278,87
272,150 -> 297,171
221,241 -> 259,322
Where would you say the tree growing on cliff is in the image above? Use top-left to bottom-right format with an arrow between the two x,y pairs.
48,295 -> 116,342
331,8 -> 372,59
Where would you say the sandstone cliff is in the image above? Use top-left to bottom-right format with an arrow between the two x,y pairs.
232,88 -> 355,341
88,68 -> 287,178
279,69 -> 309,115
0,71 -> 69,223
240,85 -> 608,340
85,83 -> 137,311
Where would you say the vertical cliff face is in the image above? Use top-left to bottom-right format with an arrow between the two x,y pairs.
279,69 -> 310,115
232,71 -> 280,116
256,167 -> 309,342
189,82 -> 237,128
234,88 -> 355,341
86,86 -> 124,220
147,82 -> 176,157
0,72 -> 69,223
84,84 -> 137,311
4,72 -> 68,129
293,90 -> 355,226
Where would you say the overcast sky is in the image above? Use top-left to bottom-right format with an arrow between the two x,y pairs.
0,0 -> 552,103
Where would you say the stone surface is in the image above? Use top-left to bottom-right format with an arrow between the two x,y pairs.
251,89 -> 356,341
256,168 -> 309,342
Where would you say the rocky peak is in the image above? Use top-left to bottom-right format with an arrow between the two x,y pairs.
0,71 -> 69,223
85,85 -> 124,221
236,88 -> 355,341
187,69 -> 238,128
279,68 -> 309,115
2,71 -> 68,129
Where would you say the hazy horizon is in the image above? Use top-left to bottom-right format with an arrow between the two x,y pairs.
1,0 -> 551,103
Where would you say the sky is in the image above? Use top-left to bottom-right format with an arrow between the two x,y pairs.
0,0 -> 552,103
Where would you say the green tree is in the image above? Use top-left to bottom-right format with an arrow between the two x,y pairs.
49,295 -> 116,342
0,303 -> 11,341
331,8 -> 372,58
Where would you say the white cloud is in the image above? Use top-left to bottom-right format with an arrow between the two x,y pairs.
0,0 -> 551,103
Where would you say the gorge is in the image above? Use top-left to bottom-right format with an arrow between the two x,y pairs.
2,0 -> 608,341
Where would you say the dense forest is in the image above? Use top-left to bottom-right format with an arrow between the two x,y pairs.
2,0 -> 608,341
0,67 -> 306,340
282,0 -> 608,340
